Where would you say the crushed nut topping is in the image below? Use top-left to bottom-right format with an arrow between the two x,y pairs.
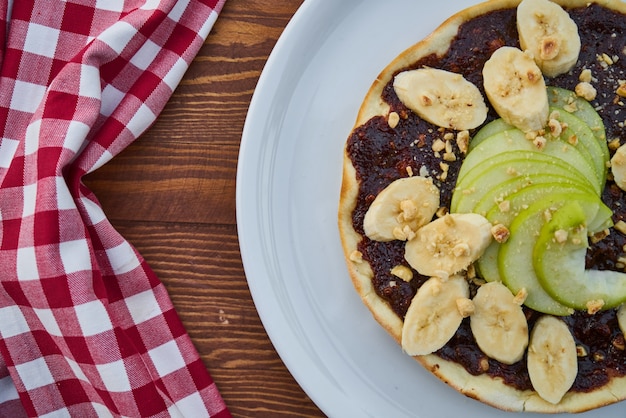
575,81 -> 597,101
491,223 -> 510,243
554,229 -> 569,243
349,250 -> 363,263
456,130 -> 470,154
388,111 -> 400,128
533,135 -> 547,149
513,288 -> 528,305
579,68 -> 592,83
615,220 -> 626,234
390,265 -> 414,282
456,297 -> 475,317
586,299 -> 605,315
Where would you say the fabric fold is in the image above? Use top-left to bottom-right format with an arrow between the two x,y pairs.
0,0 -> 230,416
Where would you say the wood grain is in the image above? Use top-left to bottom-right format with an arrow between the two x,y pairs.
83,0 -> 327,416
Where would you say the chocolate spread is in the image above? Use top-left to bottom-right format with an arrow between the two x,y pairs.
347,4 -> 626,392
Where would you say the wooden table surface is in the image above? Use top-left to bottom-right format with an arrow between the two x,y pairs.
83,0 -> 326,416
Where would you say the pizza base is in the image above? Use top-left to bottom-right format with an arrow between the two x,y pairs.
338,0 -> 626,413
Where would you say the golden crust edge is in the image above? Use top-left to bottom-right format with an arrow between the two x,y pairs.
337,0 -> 626,414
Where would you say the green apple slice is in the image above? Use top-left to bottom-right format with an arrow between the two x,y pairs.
475,182 -> 598,290
469,118 -> 514,150
484,183 -> 596,228
456,130 -> 601,194
533,201 -> 624,311
548,86 -> 609,162
454,150 -> 593,201
552,107 -> 607,185
470,173 -> 596,217
496,193 -> 606,316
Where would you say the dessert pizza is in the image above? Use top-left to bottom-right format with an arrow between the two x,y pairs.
338,0 -> 626,413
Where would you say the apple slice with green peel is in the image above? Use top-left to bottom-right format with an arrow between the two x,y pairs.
533,201 -> 624,311
453,150 -> 594,201
456,130 -> 601,194
497,192 -> 607,316
475,242 -> 502,284
484,182 -> 596,228
548,86 -> 609,161
470,173 -> 596,217
552,107 -> 607,185
469,118 -> 514,150
474,182 -> 599,290
456,145 -> 600,197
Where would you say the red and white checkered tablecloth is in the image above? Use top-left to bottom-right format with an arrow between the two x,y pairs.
0,0 -> 231,416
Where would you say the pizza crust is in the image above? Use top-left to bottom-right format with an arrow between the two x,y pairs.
338,0 -> 626,413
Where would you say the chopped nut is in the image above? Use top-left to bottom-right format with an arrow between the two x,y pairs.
590,229 -> 610,243
443,151 -> 457,162
406,166 -> 414,177
609,138 -> 621,151
568,134 -> 578,146
399,199 -> 418,221
548,118 -> 562,137
593,352 -> 605,362
497,200 -> 511,213
466,263 -> 476,280
349,250 -> 363,263
586,299 -> 605,315
436,206 -> 448,218
390,265 -> 413,282
491,224 -> 511,244
432,138 -> 446,152
456,297 -> 475,318
615,220 -> 626,234
443,132 -> 454,141
533,135 -> 547,150
525,130 -> 538,141
513,288 -> 528,305
393,225 -> 416,241
388,111 -> 400,128
554,229 -> 568,243
602,52 -> 614,65
575,81 -> 597,101
617,83 -> 626,98
563,101 -> 578,113
579,68 -> 592,83
576,345 -> 588,357
456,130 -> 470,154
549,109 -> 561,120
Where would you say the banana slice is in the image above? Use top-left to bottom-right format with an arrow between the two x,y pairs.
401,275 -> 469,356
363,176 -> 440,242
404,213 -> 492,278
483,46 -> 549,133
527,315 -> 577,404
517,0 -> 581,78
610,143 -> 626,192
470,282 -> 529,364
393,68 -> 488,130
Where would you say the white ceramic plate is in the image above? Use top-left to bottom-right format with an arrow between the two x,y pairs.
236,1 -> 623,416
